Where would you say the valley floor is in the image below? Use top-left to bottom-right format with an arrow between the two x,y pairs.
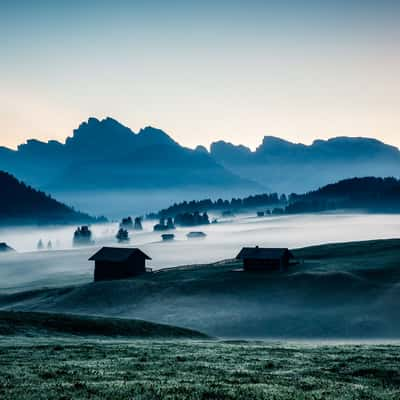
1,339 -> 400,400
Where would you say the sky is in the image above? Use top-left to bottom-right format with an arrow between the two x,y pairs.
1,0 -> 399,150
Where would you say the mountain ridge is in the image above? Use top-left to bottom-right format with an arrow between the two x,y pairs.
0,117 -> 257,193
1,116 -> 399,214
209,135 -> 400,192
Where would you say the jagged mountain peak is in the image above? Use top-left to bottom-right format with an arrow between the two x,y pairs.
210,140 -> 252,159
60,117 -> 139,160
66,117 -> 135,145
257,136 -> 307,152
195,145 -> 209,154
261,135 -> 295,145
309,136 -> 400,159
17,138 -> 63,156
136,126 -> 178,148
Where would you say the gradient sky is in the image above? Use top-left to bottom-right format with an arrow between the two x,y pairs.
1,0 -> 399,150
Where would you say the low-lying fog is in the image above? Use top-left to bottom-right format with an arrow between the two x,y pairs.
0,212 -> 399,292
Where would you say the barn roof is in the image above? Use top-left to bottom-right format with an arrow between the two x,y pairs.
236,247 -> 293,260
89,247 -> 151,262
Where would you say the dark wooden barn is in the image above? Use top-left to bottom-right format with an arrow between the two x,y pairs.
236,246 -> 293,271
89,247 -> 151,282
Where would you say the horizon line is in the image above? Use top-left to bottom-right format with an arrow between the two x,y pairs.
2,116 -> 399,153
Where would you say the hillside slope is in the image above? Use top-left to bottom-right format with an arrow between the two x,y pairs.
1,239 -> 399,338
0,171 -> 98,225
286,176 -> 400,213
0,310 -> 207,338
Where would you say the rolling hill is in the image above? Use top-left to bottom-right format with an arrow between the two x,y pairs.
0,310 -> 207,338
1,239 -> 399,338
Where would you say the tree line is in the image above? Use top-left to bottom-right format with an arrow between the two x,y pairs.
149,193 -> 287,218
149,177 -> 400,219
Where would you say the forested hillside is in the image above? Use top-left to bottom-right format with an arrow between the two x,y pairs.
0,171 -> 100,225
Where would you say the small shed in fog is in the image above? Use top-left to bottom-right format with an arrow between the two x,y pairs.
236,246 -> 293,271
89,247 -> 151,282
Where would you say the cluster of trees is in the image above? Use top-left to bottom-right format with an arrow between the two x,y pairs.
37,239 -> 53,250
284,200 -> 333,214
152,193 -> 287,218
73,225 -> 94,246
174,212 -> 210,227
116,228 -> 130,242
120,216 -> 143,230
153,212 -> 210,230
285,177 -> 400,214
153,217 -> 175,231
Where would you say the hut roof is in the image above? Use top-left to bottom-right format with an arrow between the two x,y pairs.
89,247 -> 151,262
236,247 -> 293,260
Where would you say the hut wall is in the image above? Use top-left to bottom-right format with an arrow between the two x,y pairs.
243,258 -> 288,271
94,258 -> 146,282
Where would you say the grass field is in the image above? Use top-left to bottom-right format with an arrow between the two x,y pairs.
1,339 -> 400,399
1,239 -> 400,398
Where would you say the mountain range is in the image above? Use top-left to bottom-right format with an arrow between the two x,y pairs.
1,117 -> 399,215
0,117 -> 252,192
210,136 -> 400,193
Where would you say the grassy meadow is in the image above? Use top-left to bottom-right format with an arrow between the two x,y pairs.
1,339 -> 400,399
1,238 -> 400,399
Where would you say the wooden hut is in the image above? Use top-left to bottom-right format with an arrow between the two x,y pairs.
236,246 -> 293,271
89,247 -> 151,282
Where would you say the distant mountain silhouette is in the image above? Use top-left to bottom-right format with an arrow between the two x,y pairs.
0,171 -> 99,225
209,136 -> 400,192
0,117 -> 256,192
1,117 -> 400,215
